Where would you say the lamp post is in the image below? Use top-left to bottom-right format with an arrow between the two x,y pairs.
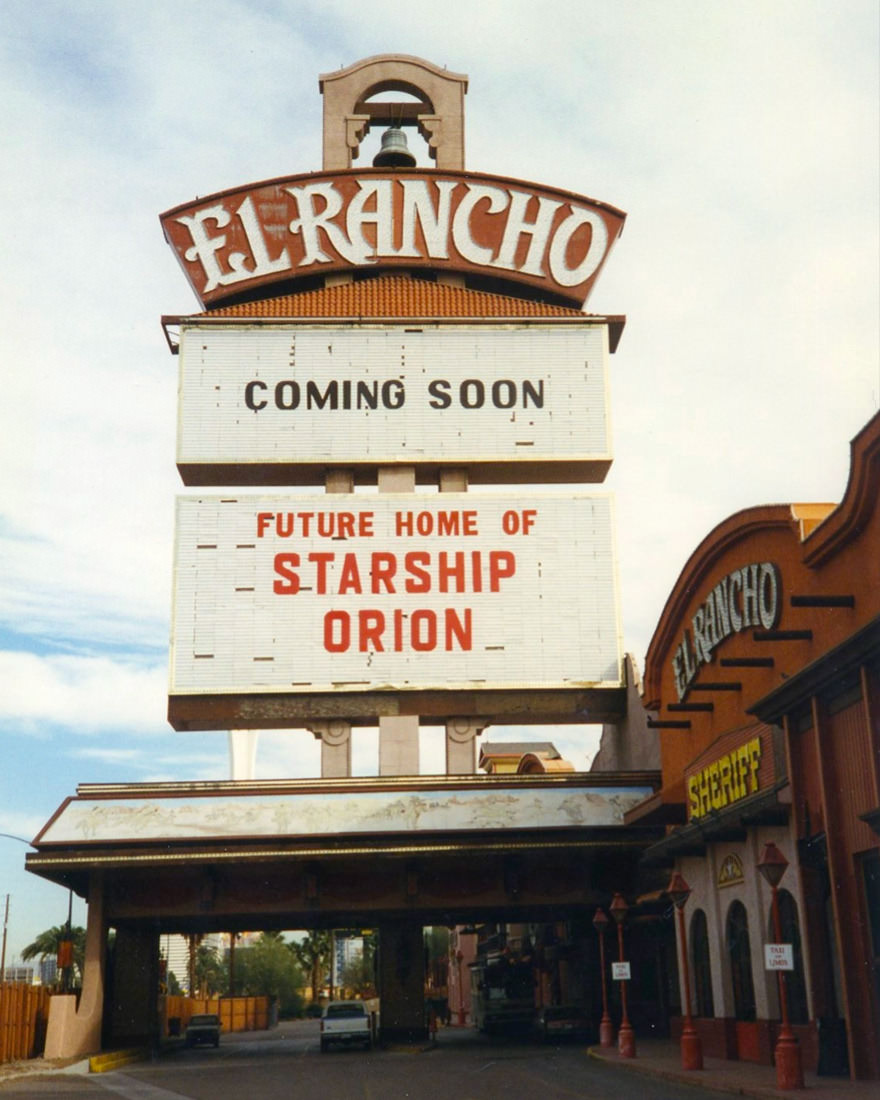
455,950 -> 466,1026
757,842 -> 804,1090
592,907 -> 614,1047
1,894 -> 9,984
609,893 -> 636,1057
667,871 -> 703,1070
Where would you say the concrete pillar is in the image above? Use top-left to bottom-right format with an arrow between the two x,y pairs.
377,465 -> 420,776
309,720 -> 353,777
108,926 -> 160,1047
44,873 -> 106,1058
379,466 -> 415,493
439,468 -> 468,493
326,468 -> 354,494
378,921 -> 427,1042
445,717 -> 488,775
379,715 -> 420,776
315,469 -> 358,777
228,729 -> 259,779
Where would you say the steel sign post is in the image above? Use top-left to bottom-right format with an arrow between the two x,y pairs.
592,907 -> 614,1047
667,871 -> 703,1071
757,843 -> 804,1090
610,892 -> 636,1058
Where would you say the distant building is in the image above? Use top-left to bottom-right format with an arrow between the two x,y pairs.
40,957 -> 58,986
3,965 -> 36,984
160,932 -> 223,994
479,741 -> 567,774
334,932 -> 363,989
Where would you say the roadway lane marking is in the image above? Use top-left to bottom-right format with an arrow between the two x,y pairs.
95,1075 -> 193,1099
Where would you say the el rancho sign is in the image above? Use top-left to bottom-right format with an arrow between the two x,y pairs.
160,170 -> 626,309
672,561 -> 782,701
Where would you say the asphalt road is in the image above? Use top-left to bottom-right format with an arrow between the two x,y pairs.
0,1020 -> 726,1099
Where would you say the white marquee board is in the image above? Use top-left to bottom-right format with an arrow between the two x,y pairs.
170,493 -> 622,696
176,324 -> 611,478
38,783 -> 652,845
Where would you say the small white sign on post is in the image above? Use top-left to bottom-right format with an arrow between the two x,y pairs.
612,961 -> 631,981
764,943 -> 794,971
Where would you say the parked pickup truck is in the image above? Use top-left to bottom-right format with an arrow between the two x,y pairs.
320,1000 -> 372,1052
185,1013 -> 221,1048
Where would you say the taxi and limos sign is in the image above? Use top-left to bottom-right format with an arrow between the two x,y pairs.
169,493 -> 622,696
176,324 -> 612,485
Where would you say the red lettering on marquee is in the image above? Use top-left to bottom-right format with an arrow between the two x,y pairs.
322,608 -> 473,653
272,550 -> 516,594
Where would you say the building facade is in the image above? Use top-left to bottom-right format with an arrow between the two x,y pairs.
629,411 -> 880,1079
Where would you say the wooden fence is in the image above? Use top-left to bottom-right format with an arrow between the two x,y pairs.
0,983 -> 52,1064
162,995 -> 271,1036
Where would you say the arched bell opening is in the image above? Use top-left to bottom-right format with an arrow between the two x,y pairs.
320,54 -> 468,171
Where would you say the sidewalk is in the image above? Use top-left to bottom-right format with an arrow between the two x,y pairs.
0,1056 -> 90,1087
588,1039 -> 871,1099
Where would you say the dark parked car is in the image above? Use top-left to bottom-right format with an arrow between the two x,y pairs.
534,1005 -> 590,1042
185,1013 -> 221,1047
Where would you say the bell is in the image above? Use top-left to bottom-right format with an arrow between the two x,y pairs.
373,127 -> 416,168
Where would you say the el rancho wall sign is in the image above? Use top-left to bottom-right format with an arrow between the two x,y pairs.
160,170 -> 626,310
672,561 -> 782,701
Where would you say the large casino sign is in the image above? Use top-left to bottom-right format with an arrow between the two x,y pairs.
161,171 -> 626,309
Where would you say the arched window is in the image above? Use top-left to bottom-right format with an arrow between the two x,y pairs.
768,888 -> 808,1024
727,900 -> 756,1021
691,909 -> 715,1018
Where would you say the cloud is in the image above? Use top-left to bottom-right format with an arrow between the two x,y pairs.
71,747 -> 143,763
0,651 -> 167,735
0,809 -> 44,847
0,0 -> 876,797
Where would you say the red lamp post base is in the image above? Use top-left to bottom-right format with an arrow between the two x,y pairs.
680,1025 -> 703,1071
599,1014 -> 614,1047
775,1034 -> 804,1090
618,1020 -> 636,1058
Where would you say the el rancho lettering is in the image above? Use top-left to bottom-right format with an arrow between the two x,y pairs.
688,736 -> 762,820
161,171 -> 625,309
673,562 -> 781,700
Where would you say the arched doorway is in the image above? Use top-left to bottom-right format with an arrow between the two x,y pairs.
691,908 -> 714,1018
726,898 -> 761,1061
727,900 -> 756,1022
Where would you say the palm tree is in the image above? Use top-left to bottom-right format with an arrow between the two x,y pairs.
289,931 -> 331,1005
21,925 -> 86,987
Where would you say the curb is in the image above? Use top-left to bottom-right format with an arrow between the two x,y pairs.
586,1046 -> 782,1100
89,1048 -> 148,1074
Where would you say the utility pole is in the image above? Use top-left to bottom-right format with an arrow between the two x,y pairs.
1,894 -> 9,982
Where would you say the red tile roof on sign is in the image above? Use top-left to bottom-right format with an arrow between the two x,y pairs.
195,274 -> 589,319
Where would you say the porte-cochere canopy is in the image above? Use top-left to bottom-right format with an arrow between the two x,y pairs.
28,772 -> 661,932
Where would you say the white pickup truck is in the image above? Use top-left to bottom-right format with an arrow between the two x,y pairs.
320,1000 -> 373,1052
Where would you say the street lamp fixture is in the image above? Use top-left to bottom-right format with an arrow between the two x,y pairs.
757,842 -> 804,1090
609,893 -> 636,1058
592,907 -> 614,1047
455,949 -> 466,1027
666,871 -> 703,1071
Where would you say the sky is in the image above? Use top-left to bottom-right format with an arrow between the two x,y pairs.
0,0 -> 877,961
